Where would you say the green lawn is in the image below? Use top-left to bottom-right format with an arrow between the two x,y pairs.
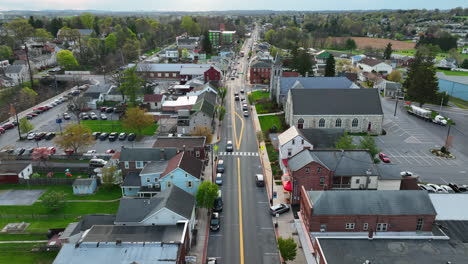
255,102 -> 274,114
449,96 -> 468,109
81,120 -> 158,135
251,90 -> 270,101
259,115 -> 284,132
0,233 -> 47,241
0,217 -> 80,233
437,70 -> 468,77
265,143 -> 281,180
0,201 -> 119,215
0,243 -> 58,264
0,184 -> 122,201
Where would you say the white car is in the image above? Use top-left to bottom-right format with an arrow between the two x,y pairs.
440,185 -> 455,193
207,258 -> 217,264
86,150 -> 97,155
400,171 -> 413,177
426,183 -> 445,193
27,132 -> 36,140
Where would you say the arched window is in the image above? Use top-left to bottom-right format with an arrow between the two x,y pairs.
352,118 -> 359,127
297,118 -> 304,129
335,118 -> 342,127
319,118 -> 325,128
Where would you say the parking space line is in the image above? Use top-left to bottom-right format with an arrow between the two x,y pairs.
412,151 -> 433,166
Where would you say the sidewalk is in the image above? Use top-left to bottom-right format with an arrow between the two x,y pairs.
251,101 -> 309,264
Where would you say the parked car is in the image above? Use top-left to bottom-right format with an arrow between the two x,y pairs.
270,204 -> 290,216
216,160 -> 225,173
240,89 -> 245,94
448,183 -> 467,193
440,185 -> 455,193
418,184 -> 435,193
45,132 -> 56,140
210,212 -> 220,232
90,113 -> 98,120
81,113 -> 89,120
127,133 -> 136,141
242,103 -> 248,111
92,132 -> 101,139
243,110 -> 249,117
215,173 -> 223,185
378,152 -> 391,163
400,171 -> 413,177
100,114 -> 107,120
63,113 -> 71,120
226,141 -> 233,152
118,132 -> 127,140
27,132 -> 36,140
86,150 -> 97,155
47,147 -> 57,155
16,148 -> 26,156
426,183 -> 445,193
2,123 -> 15,130
26,147 -> 34,154
108,132 -> 118,141
207,258 -> 217,264
105,149 -> 115,154
235,95 -> 240,101
99,133 -> 109,140
35,132 -> 46,140
105,107 -> 114,113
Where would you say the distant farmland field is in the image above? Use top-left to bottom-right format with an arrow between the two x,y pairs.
334,37 -> 416,50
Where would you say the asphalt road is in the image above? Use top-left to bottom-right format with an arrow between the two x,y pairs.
377,98 -> 468,185
207,28 -> 280,264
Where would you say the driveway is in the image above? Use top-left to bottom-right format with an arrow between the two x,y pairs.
0,190 -> 45,205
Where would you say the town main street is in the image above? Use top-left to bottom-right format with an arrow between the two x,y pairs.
207,29 -> 280,264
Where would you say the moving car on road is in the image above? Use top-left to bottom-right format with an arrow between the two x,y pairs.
216,160 -> 225,173
226,141 -> 233,152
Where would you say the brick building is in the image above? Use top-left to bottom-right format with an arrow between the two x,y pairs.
130,63 -> 221,84
300,188 -> 437,233
250,61 -> 272,84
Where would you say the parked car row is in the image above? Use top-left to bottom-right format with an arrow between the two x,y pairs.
80,112 -> 109,120
91,132 -> 136,142
26,96 -> 67,120
418,182 -> 467,193
0,146 -> 56,156
27,132 -> 56,141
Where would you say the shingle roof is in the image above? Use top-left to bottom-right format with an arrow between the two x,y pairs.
140,160 -> 168,175
307,190 -> 436,215
121,172 -> 140,187
71,214 -> 116,235
72,178 -> 95,186
192,96 -> 215,117
359,58 -> 383,67
4,65 -> 25,74
290,88 -> 383,115
279,77 -> 355,96
288,150 -> 377,176
161,152 -> 203,179
0,163 -> 30,174
375,164 -> 403,180
144,94 -> 163,102
299,128 -> 345,149
119,148 -> 178,162
152,136 -> 206,149
115,185 -> 195,223
251,61 -> 272,68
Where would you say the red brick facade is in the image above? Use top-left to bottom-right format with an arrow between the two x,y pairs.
299,187 -> 436,233
204,67 -> 221,83
291,162 -> 332,204
250,66 -> 271,84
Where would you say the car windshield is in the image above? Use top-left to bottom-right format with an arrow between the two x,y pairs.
211,219 -> 219,225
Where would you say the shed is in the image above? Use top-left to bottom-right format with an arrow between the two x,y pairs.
72,178 -> 97,195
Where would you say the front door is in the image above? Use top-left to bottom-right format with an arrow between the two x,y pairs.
367,122 -> 372,131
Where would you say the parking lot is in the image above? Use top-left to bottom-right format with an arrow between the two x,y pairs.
377,98 -> 468,185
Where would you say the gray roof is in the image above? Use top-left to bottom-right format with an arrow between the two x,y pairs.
300,128 -> 345,149
437,220 -> 468,243
115,185 -> 195,223
132,63 -> 217,73
375,164 -> 403,180
82,224 -> 184,243
140,160 -> 169,175
251,61 -> 272,68
280,77 -> 355,96
307,190 -> 436,216
121,172 -> 140,187
317,238 -> 468,264
153,136 -> 206,149
288,150 -> 378,176
70,214 -> 116,236
4,64 -> 25,74
290,88 -> 383,115
72,178 -> 95,186
83,92 -> 101,99
119,147 -> 178,162
0,163 -> 30,174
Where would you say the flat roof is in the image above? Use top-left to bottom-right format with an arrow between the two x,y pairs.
430,193 -> 468,220
82,224 -> 185,243
317,238 -> 468,264
162,96 -> 198,107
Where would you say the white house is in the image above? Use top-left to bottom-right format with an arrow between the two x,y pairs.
4,64 -> 29,85
357,58 -> 393,74
165,48 -> 179,62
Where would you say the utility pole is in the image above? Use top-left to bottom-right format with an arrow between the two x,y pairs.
444,82 -> 456,151
393,90 -> 400,117
24,44 -> 34,89
10,104 -> 21,140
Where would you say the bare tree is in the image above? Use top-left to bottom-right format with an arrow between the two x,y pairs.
67,96 -> 90,123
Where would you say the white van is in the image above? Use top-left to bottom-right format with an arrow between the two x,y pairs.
89,158 -> 107,168
256,174 -> 265,187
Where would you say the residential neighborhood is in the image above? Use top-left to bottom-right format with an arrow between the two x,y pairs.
0,3 -> 467,264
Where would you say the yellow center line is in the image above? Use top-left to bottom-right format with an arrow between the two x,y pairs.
237,157 -> 245,264
234,111 -> 245,150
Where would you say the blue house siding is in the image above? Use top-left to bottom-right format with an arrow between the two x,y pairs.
438,79 -> 468,101
122,187 -> 139,197
159,168 -> 200,196
139,172 -> 161,186
73,179 -> 97,195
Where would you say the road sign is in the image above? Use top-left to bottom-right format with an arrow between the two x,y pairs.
213,145 -> 218,151
260,145 -> 265,151
56,118 -> 62,124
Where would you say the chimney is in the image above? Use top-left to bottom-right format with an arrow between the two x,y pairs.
116,239 -> 122,246
160,149 -> 166,160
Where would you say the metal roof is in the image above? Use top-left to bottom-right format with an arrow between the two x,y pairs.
430,194 -> 468,220
279,77 -> 355,97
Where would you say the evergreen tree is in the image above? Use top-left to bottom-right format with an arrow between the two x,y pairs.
292,49 -> 313,77
202,31 -> 212,55
383,42 -> 393,60
461,59 -> 468,69
404,51 -> 439,106
325,54 -> 336,77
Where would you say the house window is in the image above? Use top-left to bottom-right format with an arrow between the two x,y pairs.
287,149 -> 292,157
146,177 -> 150,183
154,178 -> 158,182
363,223 -> 369,231
352,118 -> 359,127
319,118 -> 325,127
165,73 -> 169,77
150,73 -> 154,77
320,224 -> 327,232
345,223 -> 355,230
172,73 -> 177,77
292,139 -> 295,145
187,181 -> 193,188
195,151 -> 200,158
167,181 -> 172,188
157,73 -> 162,77
185,173 -> 188,178
124,162 -> 129,169
136,161 -> 144,169
416,218 -> 424,231
301,139 -> 304,145
335,118 -> 342,127
319,177 -> 325,185
376,223 -> 388,231
355,179 -> 360,184
305,167 -> 310,173
317,167 -> 321,174
297,118 -> 304,129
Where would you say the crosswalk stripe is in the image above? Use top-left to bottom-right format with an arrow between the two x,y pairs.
217,152 -> 259,157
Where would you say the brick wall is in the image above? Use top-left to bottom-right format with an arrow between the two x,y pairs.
291,162 -> 332,204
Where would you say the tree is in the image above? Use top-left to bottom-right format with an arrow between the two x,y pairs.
325,54 -> 336,77
0,45 -> 13,60
80,13 -> 95,29
387,71 -> 402,83
383,42 -> 393,60
195,181 -> 219,209
67,96 -> 89,123
42,191 -> 66,212
32,147 -> 53,169
345,38 -> 357,54
217,106 -> 226,122
6,19 -> 34,45
122,39 -> 140,62
202,31 -> 212,54
181,48 -> 189,59
101,165 -> 118,188
19,117 -> 34,134
335,133 -> 356,149
122,107 -> 155,135
34,28 -> 53,44
57,50 -> 79,70
54,124 -> 94,154
404,51 -> 439,106
277,237 -> 297,263
461,59 -> 468,69
448,48 -> 462,65
359,135 -> 380,163
180,16 -> 200,35
190,126 -> 213,144
104,33 -> 118,53
19,87 -> 38,105
218,87 -> 227,105
119,66 -> 144,105
291,49 -> 313,76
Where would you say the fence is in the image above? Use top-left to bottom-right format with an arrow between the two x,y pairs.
19,178 -> 76,185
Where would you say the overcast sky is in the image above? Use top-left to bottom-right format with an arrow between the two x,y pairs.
0,0 -> 465,11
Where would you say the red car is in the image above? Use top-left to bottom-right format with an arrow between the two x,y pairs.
28,112 -> 38,117
105,149 -> 115,154
379,152 -> 391,163
2,123 -> 15,130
